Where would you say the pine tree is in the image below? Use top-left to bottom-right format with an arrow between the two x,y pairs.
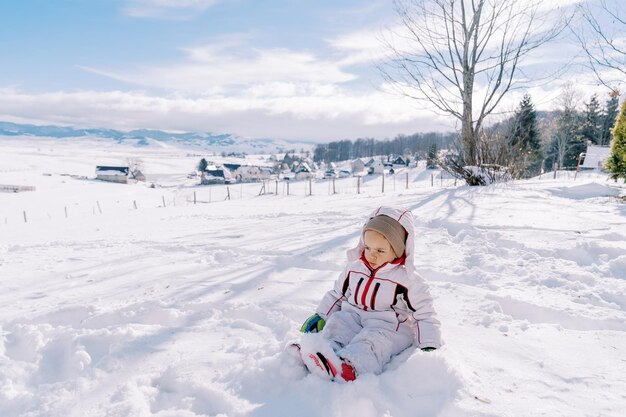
198,158 -> 208,172
426,143 -> 438,168
580,94 -> 603,145
606,101 -> 626,181
509,94 -> 542,175
601,94 -> 619,146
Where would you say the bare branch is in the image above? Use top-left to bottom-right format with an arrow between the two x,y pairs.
574,0 -> 626,89
381,0 -> 568,167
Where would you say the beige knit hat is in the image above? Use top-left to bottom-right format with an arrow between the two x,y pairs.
364,215 -> 407,258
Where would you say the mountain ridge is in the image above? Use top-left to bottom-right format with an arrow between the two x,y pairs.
0,121 -> 314,153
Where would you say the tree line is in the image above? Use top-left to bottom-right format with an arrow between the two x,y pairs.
312,88 -> 622,183
474,88 -> 621,180
313,132 -> 456,163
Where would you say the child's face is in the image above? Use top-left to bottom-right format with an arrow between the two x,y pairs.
363,230 -> 397,269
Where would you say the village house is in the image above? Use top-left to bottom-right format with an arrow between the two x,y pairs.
391,156 -> 408,166
95,166 -> 130,184
201,165 -> 234,185
294,162 -> 314,180
366,159 -> 385,175
581,143 -> 611,171
223,163 -> 242,172
351,158 -> 366,175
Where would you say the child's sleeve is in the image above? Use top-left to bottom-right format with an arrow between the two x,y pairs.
406,274 -> 443,349
315,265 -> 350,319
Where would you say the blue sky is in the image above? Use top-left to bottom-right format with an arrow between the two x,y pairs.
0,0 -> 620,142
1,1 -> 388,91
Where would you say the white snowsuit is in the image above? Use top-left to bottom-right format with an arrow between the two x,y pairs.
316,206 -> 442,375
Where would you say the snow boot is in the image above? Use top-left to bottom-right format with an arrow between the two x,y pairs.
338,358 -> 357,382
285,343 -> 307,369
302,351 -> 356,382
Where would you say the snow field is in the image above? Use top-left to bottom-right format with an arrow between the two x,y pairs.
1,138 -> 626,417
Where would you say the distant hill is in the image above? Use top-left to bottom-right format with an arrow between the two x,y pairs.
0,121 -> 314,154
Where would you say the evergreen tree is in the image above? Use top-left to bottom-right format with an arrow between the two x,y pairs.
580,94 -> 603,145
198,158 -> 208,172
313,144 -> 328,162
509,94 -> 542,176
601,94 -> 619,146
606,101 -> 626,181
564,111 -> 587,168
426,143 -> 438,168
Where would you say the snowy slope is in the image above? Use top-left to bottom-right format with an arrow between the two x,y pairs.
1,138 -> 625,417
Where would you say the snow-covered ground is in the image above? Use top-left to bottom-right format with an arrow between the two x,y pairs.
1,137 -> 625,417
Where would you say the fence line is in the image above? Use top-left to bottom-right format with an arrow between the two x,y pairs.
0,174 -> 469,225
5,170 -> 607,226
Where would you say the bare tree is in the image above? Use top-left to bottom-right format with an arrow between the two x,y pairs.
126,157 -> 144,172
381,0 -> 566,167
548,84 -> 582,168
575,0 -> 625,90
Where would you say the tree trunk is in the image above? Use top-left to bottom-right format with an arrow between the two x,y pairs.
462,74 -> 476,165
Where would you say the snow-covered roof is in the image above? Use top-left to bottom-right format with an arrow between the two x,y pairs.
296,162 -> 312,173
96,166 -> 129,176
237,166 -> 261,174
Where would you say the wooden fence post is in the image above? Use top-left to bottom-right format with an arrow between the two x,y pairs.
382,173 -> 385,193
97,201 -> 102,214
23,211 -> 27,223
406,172 -> 409,189
226,186 -> 231,200
133,200 -> 138,209
357,176 -> 361,194
194,191 -> 196,205
574,152 -> 585,180
431,174 -> 434,187
65,206 -> 68,218
162,196 -> 166,207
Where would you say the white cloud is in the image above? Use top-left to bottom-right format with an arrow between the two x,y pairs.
0,87 -> 454,141
81,43 -> 356,93
327,29 -> 390,67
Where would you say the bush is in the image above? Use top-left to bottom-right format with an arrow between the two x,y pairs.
606,101 -> 626,181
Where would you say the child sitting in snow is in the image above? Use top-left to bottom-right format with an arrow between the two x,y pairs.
294,206 -> 442,382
